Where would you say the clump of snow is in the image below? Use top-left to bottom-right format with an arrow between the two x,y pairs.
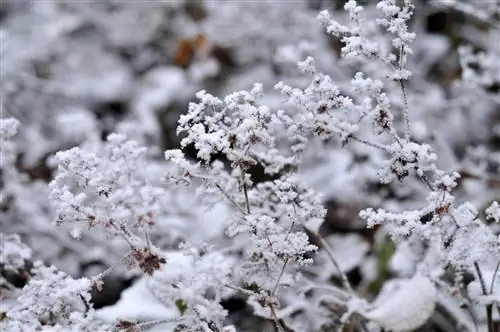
363,273 -> 437,331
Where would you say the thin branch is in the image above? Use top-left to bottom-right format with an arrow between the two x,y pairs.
285,221 -> 295,241
106,220 -> 134,248
94,251 -> 133,281
348,134 -> 393,153
292,202 -> 354,294
132,318 -> 180,330
474,262 -> 494,332
317,235 -> 354,294
243,182 -> 251,215
398,79 -> 411,142
389,127 -> 405,148
269,303 -> 285,332
489,260 -> 500,295
224,283 -> 254,296
474,262 -> 488,295
214,183 -> 246,215
417,173 -> 436,191
145,231 -> 152,251
272,259 -> 289,295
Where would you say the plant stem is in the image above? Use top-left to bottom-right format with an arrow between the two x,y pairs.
398,79 -> 411,142
474,262 -> 493,332
317,235 -> 354,294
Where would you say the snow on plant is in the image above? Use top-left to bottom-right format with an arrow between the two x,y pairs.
146,247 -> 234,331
163,1 -> 499,330
48,133 -> 173,275
283,0 -> 499,262
1,116 -> 129,275
2,1 -> 500,331
95,250 -> 236,332
96,249 -> 236,332
164,83 -> 327,326
1,233 -> 33,300
0,233 -> 32,272
1,235 -> 111,332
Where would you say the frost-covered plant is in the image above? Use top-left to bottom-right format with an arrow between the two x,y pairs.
2,1 -> 500,332
163,83 -> 328,330
47,132 -> 220,276
163,1 -> 499,331
1,235 -> 111,332
49,133 -> 168,275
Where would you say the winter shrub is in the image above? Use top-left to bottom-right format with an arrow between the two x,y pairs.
1,1 -> 499,332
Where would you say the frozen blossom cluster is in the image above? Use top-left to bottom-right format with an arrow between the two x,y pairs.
1,1 -> 500,332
